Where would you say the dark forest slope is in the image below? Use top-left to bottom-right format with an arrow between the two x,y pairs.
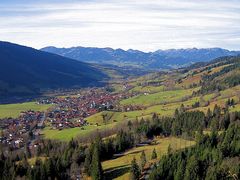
0,41 -> 108,98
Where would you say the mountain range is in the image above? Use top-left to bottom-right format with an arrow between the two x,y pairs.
41,46 -> 240,69
0,41 -> 107,99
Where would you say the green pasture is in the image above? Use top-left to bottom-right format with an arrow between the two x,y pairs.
102,137 -> 195,180
129,85 -> 164,93
42,122 -> 117,141
0,102 -> 52,119
120,88 -> 197,106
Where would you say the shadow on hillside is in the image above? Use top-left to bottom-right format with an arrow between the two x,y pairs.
125,150 -> 142,156
104,165 -> 131,179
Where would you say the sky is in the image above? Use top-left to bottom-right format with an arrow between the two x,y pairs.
0,0 -> 240,51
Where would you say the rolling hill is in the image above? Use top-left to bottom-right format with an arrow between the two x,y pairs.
41,46 -> 240,69
0,41 -> 108,98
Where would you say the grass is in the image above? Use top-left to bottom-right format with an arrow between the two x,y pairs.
129,85 -> 164,93
16,156 -> 47,166
42,122 -> 118,141
0,102 -> 53,119
203,93 -> 218,101
217,85 -> 240,100
120,88 -> 198,106
102,137 -> 195,180
180,74 -> 202,87
230,104 -> 240,112
28,157 -> 47,165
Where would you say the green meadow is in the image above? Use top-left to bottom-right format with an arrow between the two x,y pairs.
102,137 -> 195,180
120,88 -> 198,106
42,122 -> 118,141
0,102 -> 52,119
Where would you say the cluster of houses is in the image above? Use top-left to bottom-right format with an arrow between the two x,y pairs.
40,89 -> 137,130
0,110 -> 44,149
0,86 -> 140,149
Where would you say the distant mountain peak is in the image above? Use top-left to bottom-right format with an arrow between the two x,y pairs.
41,46 -> 240,69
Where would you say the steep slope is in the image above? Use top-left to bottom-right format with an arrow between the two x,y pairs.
0,41 -> 108,98
41,46 -> 240,69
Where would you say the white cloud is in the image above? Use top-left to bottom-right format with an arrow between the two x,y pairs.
0,0 -> 240,51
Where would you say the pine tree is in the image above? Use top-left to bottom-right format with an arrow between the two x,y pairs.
174,160 -> 185,180
130,157 -> 140,180
213,104 -> 221,118
25,144 -> 31,158
174,108 -> 179,118
84,148 -> 92,176
167,144 -> 173,154
184,156 -> 199,180
151,148 -> 157,160
140,151 -> 146,170
179,104 -> 185,114
91,145 -> 103,180
45,157 -> 55,179
207,108 -> 212,119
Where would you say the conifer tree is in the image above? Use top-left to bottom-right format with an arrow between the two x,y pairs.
151,148 -> 157,160
140,151 -> 146,170
130,157 -> 140,180
84,149 -> 92,176
91,145 -> 103,180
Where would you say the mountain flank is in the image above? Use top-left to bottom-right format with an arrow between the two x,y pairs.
0,41 -> 108,98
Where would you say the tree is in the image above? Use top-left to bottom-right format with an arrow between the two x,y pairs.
140,151 -> 146,169
207,108 -> 212,119
174,108 -> 179,118
213,104 -> 221,118
174,160 -> 186,180
179,104 -> 185,114
91,145 -> 103,180
25,144 -> 31,158
84,141 -> 96,176
45,157 -> 55,179
130,157 -> 140,180
168,144 -> 173,154
127,120 -> 133,130
184,156 -> 199,180
151,148 -> 157,160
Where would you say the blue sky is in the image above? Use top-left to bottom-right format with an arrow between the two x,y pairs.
0,0 -> 240,51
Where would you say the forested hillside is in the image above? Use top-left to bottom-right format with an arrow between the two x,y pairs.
0,41 -> 107,98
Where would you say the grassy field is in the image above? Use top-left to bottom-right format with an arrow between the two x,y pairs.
102,137 -> 195,180
129,85 -> 164,93
230,104 -> 240,112
0,102 -> 53,119
42,127 -> 92,141
42,122 -> 118,141
120,88 -> 197,106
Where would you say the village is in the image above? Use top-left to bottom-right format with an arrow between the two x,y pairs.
0,85 -> 146,150
0,110 -> 44,150
40,87 -> 141,130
